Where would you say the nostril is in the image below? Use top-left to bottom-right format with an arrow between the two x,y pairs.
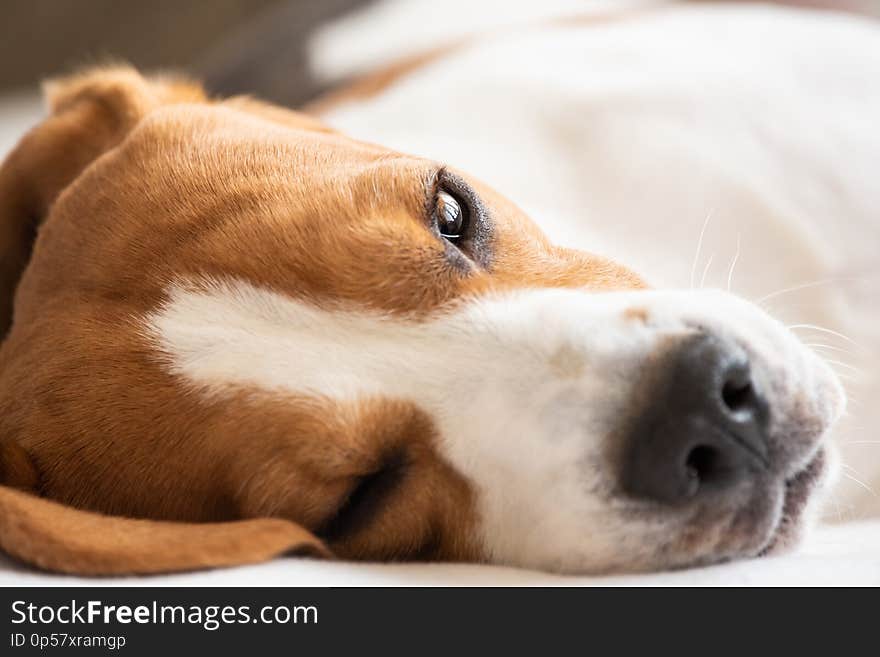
719,358 -> 760,418
722,378 -> 755,414
684,444 -> 721,488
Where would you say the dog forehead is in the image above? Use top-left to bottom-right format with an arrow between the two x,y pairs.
126,102 -> 384,173
37,95 -> 642,322
22,105 -> 449,315
118,103 -> 467,239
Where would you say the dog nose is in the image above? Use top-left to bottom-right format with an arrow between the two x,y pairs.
622,333 -> 771,504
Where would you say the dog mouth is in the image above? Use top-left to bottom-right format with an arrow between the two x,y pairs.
756,447 -> 828,558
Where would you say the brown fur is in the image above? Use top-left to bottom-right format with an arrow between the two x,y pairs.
0,66 -> 643,575
0,485 -> 328,575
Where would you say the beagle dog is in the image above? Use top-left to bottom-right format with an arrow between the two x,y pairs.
0,58 -> 847,576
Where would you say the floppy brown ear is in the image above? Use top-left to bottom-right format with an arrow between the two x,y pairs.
0,485 -> 330,576
0,435 -> 329,576
0,65 -> 205,337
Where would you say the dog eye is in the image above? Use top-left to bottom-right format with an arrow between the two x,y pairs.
435,189 -> 468,240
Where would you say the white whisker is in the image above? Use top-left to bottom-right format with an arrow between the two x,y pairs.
840,469 -> 876,497
822,359 -> 864,375
689,210 -> 713,289
802,342 -> 856,356
755,277 -> 857,305
786,324 -> 862,349
726,233 -> 741,292
699,253 -> 715,289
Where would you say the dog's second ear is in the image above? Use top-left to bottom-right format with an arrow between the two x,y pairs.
0,66 -> 205,336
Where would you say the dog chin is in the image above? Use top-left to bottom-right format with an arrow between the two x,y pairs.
756,447 -> 832,558
639,446 -> 832,574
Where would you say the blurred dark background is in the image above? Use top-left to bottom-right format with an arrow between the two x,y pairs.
1,1 -> 275,88
0,0 -> 371,107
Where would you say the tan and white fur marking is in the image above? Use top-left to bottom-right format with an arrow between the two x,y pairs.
148,279 -> 843,571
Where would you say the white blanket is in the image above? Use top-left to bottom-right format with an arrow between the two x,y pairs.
1,520 -> 878,586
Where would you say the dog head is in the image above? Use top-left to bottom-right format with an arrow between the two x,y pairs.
0,67 -> 844,575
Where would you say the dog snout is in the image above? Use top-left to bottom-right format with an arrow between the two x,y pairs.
621,333 -> 772,505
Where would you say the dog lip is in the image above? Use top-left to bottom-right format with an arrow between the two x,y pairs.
755,447 -> 826,558
317,448 -> 410,543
